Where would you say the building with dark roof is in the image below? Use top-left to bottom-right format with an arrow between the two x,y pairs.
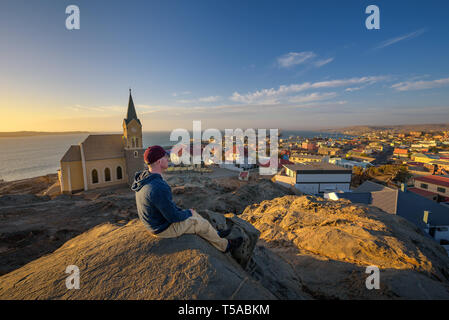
278,163 -> 352,194
58,90 -> 145,193
353,181 -> 398,214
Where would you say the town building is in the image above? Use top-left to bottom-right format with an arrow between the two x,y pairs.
274,163 -> 352,194
411,153 -> 439,164
429,160 -> 449,175
318,146 -> 341,156
327,157 -> 372,170
345,153 -> 376,163
301,141 -> 318,152
289,154 -> 324,164
58,90 -> 145,193
412,175 -> 449,202
393,148 -> 409,158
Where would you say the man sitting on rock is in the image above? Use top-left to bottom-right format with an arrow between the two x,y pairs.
132,145 -> 243,253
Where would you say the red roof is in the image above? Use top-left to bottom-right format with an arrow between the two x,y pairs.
406,162 -> 424,166
394,148 -> 408,154
414,175 -> 449,188
259,158 -> 293,168
409,187 -> 449,201
408,187 -> 438,198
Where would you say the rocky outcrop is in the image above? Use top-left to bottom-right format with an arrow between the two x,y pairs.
2,172 -> 449,300
0,189 -> 138,275
241,195 -> 449,299
198,210 -> 260,269
0,219 -> 305,300
167,174 -> 293,214
0,173 -> 290,276
0,174 -> 58,195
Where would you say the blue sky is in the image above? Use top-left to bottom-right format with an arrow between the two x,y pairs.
1,0 -> 449,131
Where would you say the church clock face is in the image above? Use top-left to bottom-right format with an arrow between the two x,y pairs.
131,127 -> 137,133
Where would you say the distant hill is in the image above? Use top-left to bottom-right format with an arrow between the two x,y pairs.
322,124 -> 449,135
0,131 -> 89,138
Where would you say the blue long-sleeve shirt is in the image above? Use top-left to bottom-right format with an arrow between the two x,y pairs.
131,170 -> 192,234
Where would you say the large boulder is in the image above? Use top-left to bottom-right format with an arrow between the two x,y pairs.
198,210 -> 260,270
0,219 -> 277,300
0,174 -> 58,195
241,195 -> 449,299
166,174 -> 292,215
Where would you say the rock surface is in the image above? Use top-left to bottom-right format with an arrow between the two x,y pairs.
0,219 -> 293,300
241,195 -> 449,299
2,171 -> 449,299
0,171 -> 290,275
0,174 -> 57,195
0,187 -> 138,275
198,209 -> 262,270
166,172 -> 292,214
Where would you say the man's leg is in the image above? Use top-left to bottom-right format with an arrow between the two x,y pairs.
156,211 -> 229,252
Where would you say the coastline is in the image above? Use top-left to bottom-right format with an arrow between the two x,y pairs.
0,130 -> 344,182
0,131 -> 90,138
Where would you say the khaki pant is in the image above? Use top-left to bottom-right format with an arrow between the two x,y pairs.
155,210 -> 229,252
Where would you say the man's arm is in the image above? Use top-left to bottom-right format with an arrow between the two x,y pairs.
151,185 -> 192,223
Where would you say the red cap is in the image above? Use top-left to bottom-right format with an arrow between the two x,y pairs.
144,145 -> 168,164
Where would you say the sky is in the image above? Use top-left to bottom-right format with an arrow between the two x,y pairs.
1,0 -> 449,132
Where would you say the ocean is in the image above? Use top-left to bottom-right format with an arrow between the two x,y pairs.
0,130 -> 349,182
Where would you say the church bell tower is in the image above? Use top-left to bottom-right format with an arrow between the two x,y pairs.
123,89 -> 145,184
123,89 -> 143,149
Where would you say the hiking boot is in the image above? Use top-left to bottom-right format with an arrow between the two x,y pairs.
217,228 -> 232,238
225,237 -> 243,253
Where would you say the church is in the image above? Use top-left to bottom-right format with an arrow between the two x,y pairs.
58,90 -> 145,193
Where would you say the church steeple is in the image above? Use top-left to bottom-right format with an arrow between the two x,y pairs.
123,89 -> 142,150
124,89 -> 141,125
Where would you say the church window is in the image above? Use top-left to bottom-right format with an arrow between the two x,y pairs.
104,168 -> 111,182
116,166 -> 123,180
132,137 -> 136,148
92,169 -> 99,184
136,137 -> 139,148
134,151 -> 139,158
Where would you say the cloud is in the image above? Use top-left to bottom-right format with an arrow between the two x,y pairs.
277,51 -> 334,69
65,105 -> 124,113
198,96 -> 221,103
374,29 -> 427,49
288,92 -> 337,103
172,91 -> 191,97
314,58 -> 334,67
277,51 -> 316,68
345,86 -> 364,92
391,77 -> 449,91
177,96 -> 221,104
136,105 -> 168,115
230,76 -> 389,104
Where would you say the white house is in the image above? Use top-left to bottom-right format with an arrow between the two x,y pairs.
278,163 -> 352,194
327,157 -> 372,170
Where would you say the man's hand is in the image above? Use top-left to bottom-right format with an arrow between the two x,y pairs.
190,208 -> 197,215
